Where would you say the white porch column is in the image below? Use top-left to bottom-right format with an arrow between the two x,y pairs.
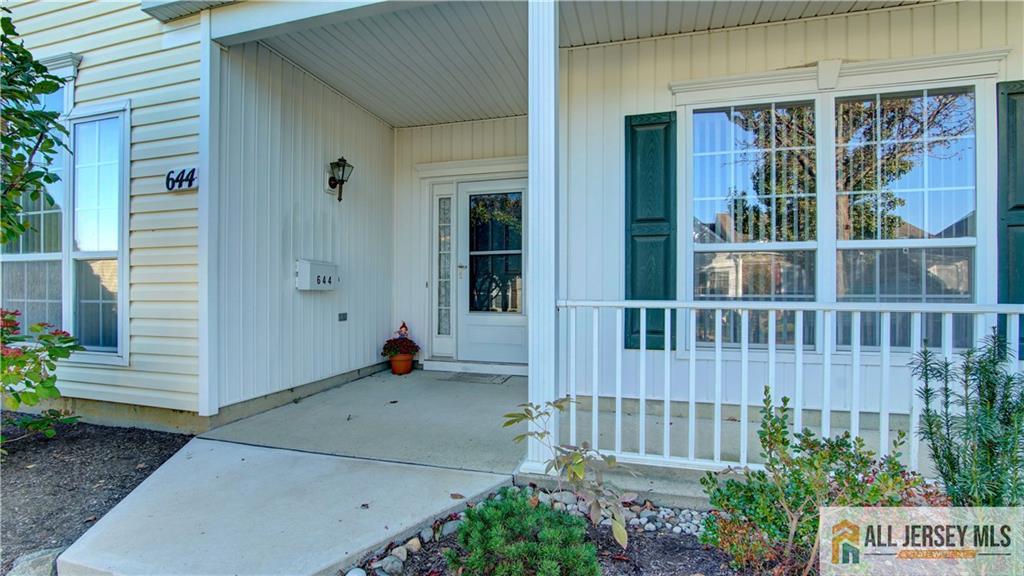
524,0 -> 559,472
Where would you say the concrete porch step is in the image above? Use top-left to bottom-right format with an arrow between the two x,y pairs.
57,438 -> 510,576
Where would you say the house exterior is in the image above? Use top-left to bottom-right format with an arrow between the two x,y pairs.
4,0 -> 1023,474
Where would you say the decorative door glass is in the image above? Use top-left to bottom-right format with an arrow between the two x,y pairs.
468,192 -> 522,313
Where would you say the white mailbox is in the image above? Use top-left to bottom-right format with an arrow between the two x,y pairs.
295,259 -> 339,291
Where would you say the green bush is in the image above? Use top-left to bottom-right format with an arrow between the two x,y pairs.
911,332 -> 1024,506
444,487 -> 600,576
700,387 -> 947,575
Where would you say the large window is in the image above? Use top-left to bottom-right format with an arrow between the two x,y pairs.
692,101 -> 817,345
0,85 -> 127,360
688,83 -> 979,349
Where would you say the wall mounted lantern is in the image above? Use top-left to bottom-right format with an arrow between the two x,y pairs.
327,157 -> 354,202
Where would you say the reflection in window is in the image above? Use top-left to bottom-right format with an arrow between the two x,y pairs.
75,259 -> 118,350
837,248 -> 974,348
836,87 -> 975,241
468,193 -> 523,313
693,101 -> 817,347
835,87 -> 976,350
74,118 -> 120,252
693,101 -> 816,244
694,251 -> 816,346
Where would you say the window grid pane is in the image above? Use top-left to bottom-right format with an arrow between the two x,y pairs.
74,259 -> 118,351
1,261 -> 62,329
693,101 -> 817,244
436,197 -> 452,336
74,117 -> 120,253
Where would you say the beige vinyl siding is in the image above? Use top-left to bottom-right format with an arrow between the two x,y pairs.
392,117 -> 527,350
10,1 -> 202,411
560,0 -> 1024,304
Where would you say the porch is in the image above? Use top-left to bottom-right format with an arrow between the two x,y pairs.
194,0 -> 1024,479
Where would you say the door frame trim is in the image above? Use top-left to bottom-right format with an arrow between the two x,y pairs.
416,156 -> 527,361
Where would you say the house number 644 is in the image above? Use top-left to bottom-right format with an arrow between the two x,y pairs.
165,168 -> 197,191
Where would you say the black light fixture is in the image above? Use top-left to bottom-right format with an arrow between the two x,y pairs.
327,157 -> 354,202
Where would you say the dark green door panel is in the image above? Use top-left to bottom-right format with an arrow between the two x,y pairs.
625,112 -> 676,349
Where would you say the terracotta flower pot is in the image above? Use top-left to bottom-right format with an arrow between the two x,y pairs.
389,353 -> 414,375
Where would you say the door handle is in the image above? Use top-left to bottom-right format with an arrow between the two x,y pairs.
457,263 -> 467,279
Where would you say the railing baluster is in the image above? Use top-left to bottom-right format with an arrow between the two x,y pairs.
615,307 -> 623,454
687,308 -> 697,461
880,311 -> 891,455
822,310 -> 832,438
569,306 -> 577,446
1008,313 -> 1021,374
942,313 -> 953,361
740,309 -> 749,466
768,310 -> 776,406
714,308 -> 722,463
663,308 -> 672,459
851,311 -> 861,438
974,313 -> 987,349
910,312 -> 922,472
592,307 -> 600,450
795,311 -> 804,432
639,308 -> 647,456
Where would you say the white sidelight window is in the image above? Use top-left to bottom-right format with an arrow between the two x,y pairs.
1,93 -> 129,363
680,68 -> 992,351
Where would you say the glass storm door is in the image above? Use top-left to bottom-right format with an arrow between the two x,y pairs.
456,179 -> 528,363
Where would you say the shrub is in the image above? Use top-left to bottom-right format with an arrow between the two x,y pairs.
444,487 -> 600,576
911,332 -> 1024,506
1,309 -> 82,451
504,399 -> 635,549
2,9 -> 69,244
700,387 -> 947,576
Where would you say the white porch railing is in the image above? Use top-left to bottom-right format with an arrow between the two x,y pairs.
556,300 -> 1023,473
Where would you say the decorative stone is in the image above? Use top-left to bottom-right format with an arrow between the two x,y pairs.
639,510 -> 658,519
419,527 -> 433,544
551,491 -> 577,505
370,555 -> 403,575
8,548 -> 63,576
672,526 -> 682,534
441,519 -> 462,537
390,546 -> 408,562
404,537 -> 422,554
644,523 -> 656,532
345,569 -> 367,576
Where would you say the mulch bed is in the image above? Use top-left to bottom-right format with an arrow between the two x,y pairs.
1,414 -> 191,574
398,525 -> 741,576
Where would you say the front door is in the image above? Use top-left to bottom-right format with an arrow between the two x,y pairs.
456,179 -> 527,363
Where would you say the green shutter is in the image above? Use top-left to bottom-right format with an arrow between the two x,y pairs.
625,112 -> 676,350
998,81 -> 1024,356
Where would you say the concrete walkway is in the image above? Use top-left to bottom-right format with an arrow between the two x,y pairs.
57,371 -> 524,575
203,370 -> 528,474
58,439 -> 509,576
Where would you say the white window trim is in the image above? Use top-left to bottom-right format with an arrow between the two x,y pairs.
65,101 -> 131,366
671,49 -> 1008,356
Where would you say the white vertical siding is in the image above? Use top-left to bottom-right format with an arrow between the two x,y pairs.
216,42 -> 394,407
10,1 -> 202,411
392,117 -> 527,352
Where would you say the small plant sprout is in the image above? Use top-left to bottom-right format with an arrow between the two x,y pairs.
504,398 -> 637,549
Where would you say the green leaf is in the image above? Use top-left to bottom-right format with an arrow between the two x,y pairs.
611,518 -> 628,549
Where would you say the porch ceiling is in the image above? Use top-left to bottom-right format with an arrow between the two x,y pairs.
259,0 -> 928,128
